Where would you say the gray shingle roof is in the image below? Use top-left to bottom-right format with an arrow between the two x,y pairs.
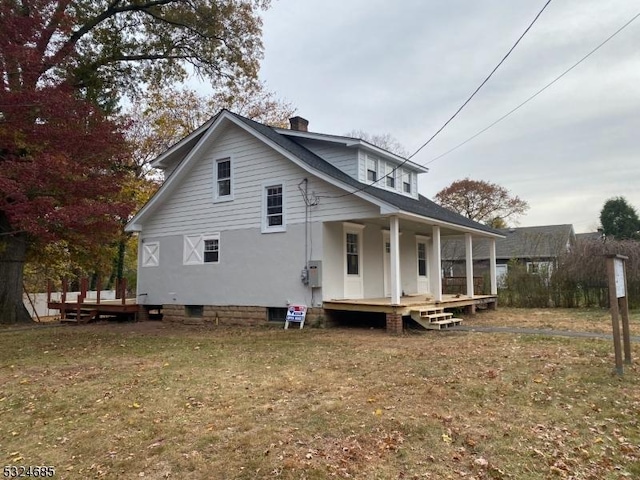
231,112 -> 501,236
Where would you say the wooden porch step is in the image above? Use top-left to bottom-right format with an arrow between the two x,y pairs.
410,310 -> 463,330
419,311 -> 453,320
418,308 -> 446,316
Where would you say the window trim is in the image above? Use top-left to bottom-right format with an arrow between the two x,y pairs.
261,181 -> 286,233
183,233 -> 220,265
213,156 -> 234,202
203,236 -> 220,264
366,156 -> 378,183
402,169 -> 412,194
385,162 -> 396,188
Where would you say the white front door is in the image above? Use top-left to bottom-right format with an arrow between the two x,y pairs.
416,238 -> 430,294
344,223 -> 365,299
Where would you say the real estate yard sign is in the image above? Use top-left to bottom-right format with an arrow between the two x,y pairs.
284,305 -> 307,330
606,254 -> 632,375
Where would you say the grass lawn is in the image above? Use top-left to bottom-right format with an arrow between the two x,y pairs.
1,309 -> 639,479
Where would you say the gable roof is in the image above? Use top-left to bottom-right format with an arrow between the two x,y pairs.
443,224 -> 575,260
126,110 -> 503,237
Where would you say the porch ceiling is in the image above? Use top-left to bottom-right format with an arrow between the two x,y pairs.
348,216 -> 485,238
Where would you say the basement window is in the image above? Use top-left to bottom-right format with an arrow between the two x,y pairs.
267,307 -> 289,322
185,305 -> 204,317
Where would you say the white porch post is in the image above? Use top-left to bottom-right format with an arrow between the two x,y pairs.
389,215 -> 401,305
431,225 -> 442,302
489,238 -> 497,295
465,233 -> 474,298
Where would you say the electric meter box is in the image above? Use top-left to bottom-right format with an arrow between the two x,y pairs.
308,260 -> 322,287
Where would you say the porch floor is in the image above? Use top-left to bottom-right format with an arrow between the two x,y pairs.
323,294 -> 497,316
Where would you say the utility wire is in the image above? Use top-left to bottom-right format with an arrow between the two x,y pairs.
319,0 -> 553,199
408,0 -> 553,159
424,10 -> 640,165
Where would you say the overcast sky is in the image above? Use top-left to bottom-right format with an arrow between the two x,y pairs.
255,0 -> 640,233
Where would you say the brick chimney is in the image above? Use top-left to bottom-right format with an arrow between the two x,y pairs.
289,116 -> 309,132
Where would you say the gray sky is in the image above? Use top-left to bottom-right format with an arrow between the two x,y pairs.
257,0 -> 640,233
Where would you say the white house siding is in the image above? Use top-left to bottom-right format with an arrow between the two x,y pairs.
143,123 -> 379,238
293,138 -> 359,179
138,123 -> 384,308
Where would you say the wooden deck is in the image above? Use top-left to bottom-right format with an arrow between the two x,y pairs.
47,277 -> 138,323
323,294 -> 497,316
48,298 -> 139,323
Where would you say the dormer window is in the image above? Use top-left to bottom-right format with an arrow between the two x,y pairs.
361,154 -> 417,197
402,170 -> 412,193
385,163 -> 396,188
367,157 -> 377,182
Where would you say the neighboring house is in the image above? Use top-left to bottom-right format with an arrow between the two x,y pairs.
442,224 -> 575,285
575,230 -> 605,243
125,110 -> 503,330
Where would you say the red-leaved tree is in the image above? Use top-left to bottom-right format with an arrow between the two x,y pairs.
1,0 -> 270,322
0,84 -> 132,323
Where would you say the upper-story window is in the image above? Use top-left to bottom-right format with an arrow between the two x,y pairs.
402,169 -> 412,193
214,157 -> 233,201
385,163 -> 396,188
363,154 -> 416,197
262,182 -> 286,233
367,157 -> 377,182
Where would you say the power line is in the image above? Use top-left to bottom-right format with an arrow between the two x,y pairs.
425,10 -> 640,166
408,0 -> 553,160
319,0 -> 553,199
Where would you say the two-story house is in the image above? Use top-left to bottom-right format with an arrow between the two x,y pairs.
125,110 -> 503,333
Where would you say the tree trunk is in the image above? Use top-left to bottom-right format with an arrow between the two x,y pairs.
0,213 -> 33,324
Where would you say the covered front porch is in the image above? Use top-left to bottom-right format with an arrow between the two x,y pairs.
320,212 -> 502,333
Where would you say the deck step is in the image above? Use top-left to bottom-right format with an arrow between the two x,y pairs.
419,312 -> 453,320
410,310 -> 463,330
61,309 -> 98,324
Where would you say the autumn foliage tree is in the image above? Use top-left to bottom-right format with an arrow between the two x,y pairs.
0,85 -> 132,323
1,0 -> 271,322
434,178 -> 529,227
127,82 -> 295,172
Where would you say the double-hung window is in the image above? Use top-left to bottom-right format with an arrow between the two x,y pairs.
214,157 -> 233,201
367,157 -> 377,182
385,163 -> 396,188
402,170 -> 412,193
262,183 -> 286,232
203,238 -> 219,263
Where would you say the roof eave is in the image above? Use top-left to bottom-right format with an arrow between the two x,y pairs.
397,211 -> 506,238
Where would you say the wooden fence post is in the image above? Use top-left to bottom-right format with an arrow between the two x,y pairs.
606,254 -> 632,375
